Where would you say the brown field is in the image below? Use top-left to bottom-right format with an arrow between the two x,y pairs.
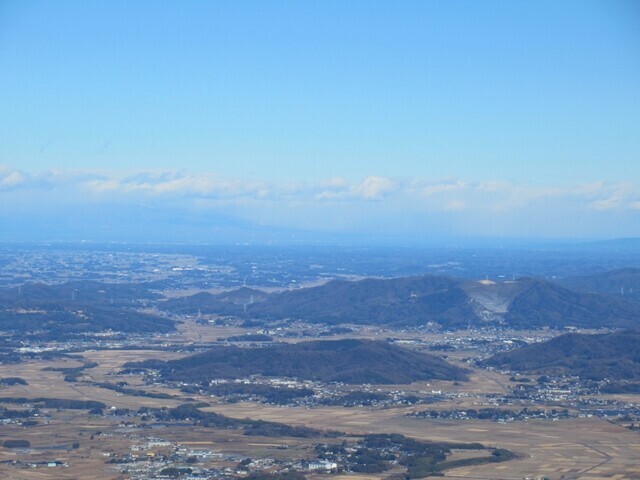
0,412 -> 318,480
0,358 -> 84,398
0,412 -> 130,480
0,352 -> 186,410
206,402 -> 640,480
2,338 -> 640,479
170,321 -> 251,343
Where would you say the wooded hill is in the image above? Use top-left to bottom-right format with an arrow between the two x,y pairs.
0,280 -> 174,339
558,268 -> 640,303
161,274 -> 640,330
129,339 -> 468,384
484,329 -> 640,380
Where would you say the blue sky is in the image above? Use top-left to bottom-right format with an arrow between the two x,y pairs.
1,1 -> 639,242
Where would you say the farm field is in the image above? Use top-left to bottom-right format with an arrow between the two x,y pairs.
2,331 -> 640,479
208,402 -> 640,480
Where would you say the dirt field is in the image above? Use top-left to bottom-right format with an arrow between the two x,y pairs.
0,352 -> 185,410
206,402 -> 640,480
2,339 -> 639,479
0,412 -> 129,480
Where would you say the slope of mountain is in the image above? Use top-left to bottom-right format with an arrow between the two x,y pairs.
130,339 -> 469,384
245,275 -> 479,328
502,278 -> 640,328
0,280 -> 161,309
0,307 -> 176,339
484,329 -> 640,380
161,275 -> 640,330
162,287 -> 267,315
0,281 -> 175,338
558,268 -> 640,302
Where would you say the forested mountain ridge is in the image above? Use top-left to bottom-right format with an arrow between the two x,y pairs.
0,280 -> 174,338
483,329 -> 640,380
558,268 -> 640,302
128,339 -> 469,384
161,274 -> 640,330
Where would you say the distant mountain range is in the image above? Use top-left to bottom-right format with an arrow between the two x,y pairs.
0,281 -> 174,339
129,339 -> 468,384
558,268 -> 640,302
161,274 -> 640,330
3,269 -> 640,337
487,278 -> 640,329
0,281 -> 161,309
163,287 -> 269,316
484,329 -> 640,380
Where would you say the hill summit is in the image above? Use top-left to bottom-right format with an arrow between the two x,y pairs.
162,274 -> 640,330
131,339 -> 468,384
484,329 -> 640,380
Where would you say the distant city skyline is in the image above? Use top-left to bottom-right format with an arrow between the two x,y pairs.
1,1 -> 639,242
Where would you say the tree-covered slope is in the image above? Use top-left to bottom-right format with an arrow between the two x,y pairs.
131,339 -> 468,384
484,330 -> 640,380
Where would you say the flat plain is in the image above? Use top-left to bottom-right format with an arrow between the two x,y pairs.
2,325 -> 640,479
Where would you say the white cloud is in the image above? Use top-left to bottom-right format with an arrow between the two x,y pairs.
85,179 -> 120,192
561,182 -> 639,211
80,171 -> 271,200
1,165 -> 639,239
1,165 -> 640,216
350,176 -> 396,200
0,167 -> 25,189
317,176 -> 396,200
419,180 -> 465,197
320,177 -> 348,189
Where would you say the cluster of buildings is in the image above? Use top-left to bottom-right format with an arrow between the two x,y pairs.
102,433 -> 338,480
